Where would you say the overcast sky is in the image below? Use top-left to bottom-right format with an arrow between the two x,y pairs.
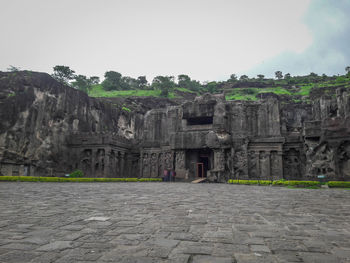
0,0 -> 349,82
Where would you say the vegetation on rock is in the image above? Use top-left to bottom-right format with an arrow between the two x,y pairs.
47,65 -> 350,104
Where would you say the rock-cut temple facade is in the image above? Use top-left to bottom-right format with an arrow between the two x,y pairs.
0,72 -> 349,182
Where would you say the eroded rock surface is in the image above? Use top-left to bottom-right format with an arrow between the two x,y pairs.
0,71 -> 142,176
0,71 -> 349,181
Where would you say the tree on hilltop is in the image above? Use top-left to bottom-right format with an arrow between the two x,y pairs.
228,74 -> 238,83
89,76 -> 100,85
239,75 -> 249,81
275,71 -> 283,80
7,65 -> 20,72
346,66 -> 350,75
178,74 -> 201,92
137,76 -> 148,89
52,65 -> 75,85
102,71 -> 122,90
152,76 -> 175,97
71,75 -> 94,93
257,74 -> 265,81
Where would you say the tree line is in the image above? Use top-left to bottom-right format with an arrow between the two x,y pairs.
50,65 -> 350,96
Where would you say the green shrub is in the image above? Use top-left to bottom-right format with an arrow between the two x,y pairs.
138,178 -> 162,182
327,181 -> 350,188
336,76 -> 347,84
228,179 -> 322,187
0,176 -> 20,181
272,180 -> 320,187
69,170 -> 84,178
0,176 -> 162,183
228,179 -> 272,185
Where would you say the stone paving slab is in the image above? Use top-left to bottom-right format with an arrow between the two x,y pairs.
0,182 -> 350,262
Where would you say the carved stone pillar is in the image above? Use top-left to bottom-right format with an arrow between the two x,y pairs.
158,153 -> 164,178
120,152 -> 125,178
92,149 -> 97,177
255,152 -> 260,179
142,153 -> 150,177
214,149 -> 225,171
150,153 -> 158,177
104,147 -> 111,177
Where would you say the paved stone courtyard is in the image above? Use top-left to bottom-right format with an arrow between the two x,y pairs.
0,183 -> 350,263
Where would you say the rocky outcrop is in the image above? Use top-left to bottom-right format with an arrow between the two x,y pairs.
303,88 -> 350,180
98,96 -> 181,114
0,71 -> 349,181
0,71 -> 142,176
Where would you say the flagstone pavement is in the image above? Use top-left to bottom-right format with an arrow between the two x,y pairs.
0,182 -> 350,262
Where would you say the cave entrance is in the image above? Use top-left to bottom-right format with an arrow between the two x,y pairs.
186,148 -> 212,179
197,154 -> 210,178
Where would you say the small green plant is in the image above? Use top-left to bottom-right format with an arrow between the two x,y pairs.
69,170 -> 84,178
122,106 -> 131,112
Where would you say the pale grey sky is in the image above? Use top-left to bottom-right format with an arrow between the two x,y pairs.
0,0 -> 348,82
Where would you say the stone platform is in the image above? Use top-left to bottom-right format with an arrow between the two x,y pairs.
0,182 -> 350,262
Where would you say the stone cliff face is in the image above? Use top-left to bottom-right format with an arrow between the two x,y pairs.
140,91 -> 350,182
0,71 -> 349,181
303,88 -> 350,180
0,71 -> 142,176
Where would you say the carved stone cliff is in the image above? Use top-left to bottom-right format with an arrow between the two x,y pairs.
0,71 -> 349,181
0,71 -> 143,176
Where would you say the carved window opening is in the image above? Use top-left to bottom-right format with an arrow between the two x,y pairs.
187,116 -> 213,125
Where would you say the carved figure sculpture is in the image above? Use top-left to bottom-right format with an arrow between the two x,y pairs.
175,151 -> 185,169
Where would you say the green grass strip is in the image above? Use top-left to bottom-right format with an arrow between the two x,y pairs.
327,181 -> 350,188
228,179 -> 350,188
228,179 -> 321,187
227,179 -> 272,185
0,176 -> 162,182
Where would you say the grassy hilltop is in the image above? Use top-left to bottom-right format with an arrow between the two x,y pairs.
38,66 -> 350,103
87,73 -> 350,103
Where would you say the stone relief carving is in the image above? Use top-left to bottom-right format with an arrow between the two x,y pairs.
142,153 -> 150,176
234,150 -> 247,178
270,151 -> 280,179
215,150 -> 225,171
175,151 -> 185,169
259,151 -> 269,179
283,149 -> 301,179
150,153 -> 158,177
305,142 -> 335,179
338,141 -> 350,178
158,153 -> 164,177
248,151 -> 258,178
164,151 -> 173,169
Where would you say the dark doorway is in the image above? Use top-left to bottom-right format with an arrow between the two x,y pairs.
198,155 -> 209,177
197,163 -> 204,178
186,148 -> 213,179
